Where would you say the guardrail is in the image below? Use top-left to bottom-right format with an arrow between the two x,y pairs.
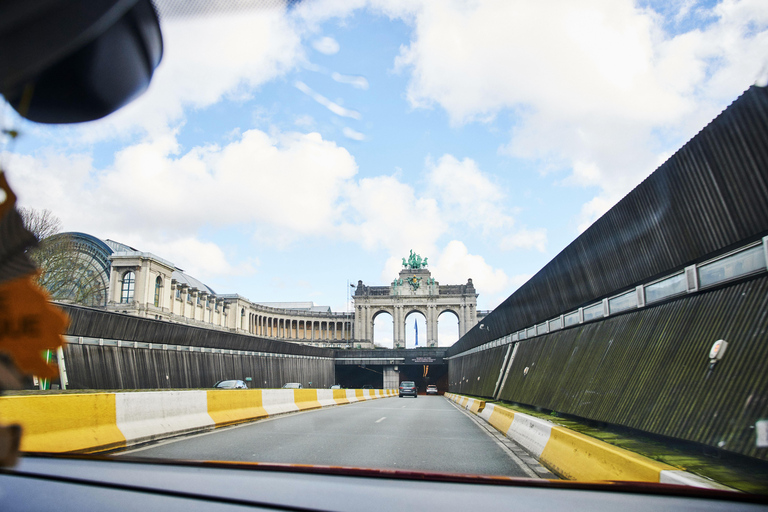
444,393 -> 732,490
1,388 -> 395,453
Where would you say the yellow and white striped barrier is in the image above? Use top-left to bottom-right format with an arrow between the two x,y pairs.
0,388 -> 396,454
444,393 -> 731,490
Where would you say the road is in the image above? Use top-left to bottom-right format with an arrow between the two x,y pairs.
119,395 -> 556,478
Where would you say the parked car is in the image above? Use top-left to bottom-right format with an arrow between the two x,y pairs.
426,385 -> 438,395
213,380 -> 248,389
330,384 -> 341,389
399,381 -> 417,398
282,383 -> 303,389
362,385 -> 373,390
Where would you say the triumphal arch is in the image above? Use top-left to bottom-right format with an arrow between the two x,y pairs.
352,252 -> 479,348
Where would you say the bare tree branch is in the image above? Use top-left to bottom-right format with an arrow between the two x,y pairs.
17,207 -> 61,241
19,208 -> 107,306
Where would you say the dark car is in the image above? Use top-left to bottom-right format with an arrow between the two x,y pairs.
399,381 -> 417,398
362,385 -> 373,390
213,380 -> 248,389
426,385 -> 438,395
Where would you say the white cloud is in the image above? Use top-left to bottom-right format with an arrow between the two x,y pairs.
312,36 -> 340,54
388,0 -> 768,230
151,237 -> 256,279
294,115 -> 316,128
426,154 -> 514,233
500,228 -> 548,252
342,127 -> 366,140
295,81 -> 363,119
332,72 -> 370,90
341,174 -> 447,260
6,126 -> 359,277
432,240 -> 509,297
72,8 -> 305,141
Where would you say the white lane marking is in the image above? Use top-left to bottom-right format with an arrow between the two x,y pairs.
375,417 -> 386,423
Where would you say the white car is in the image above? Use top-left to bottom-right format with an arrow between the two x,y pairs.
213,380 -> 248,389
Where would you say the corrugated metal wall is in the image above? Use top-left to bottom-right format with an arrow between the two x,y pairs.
60,304 -> 334,357
62,345 -> 334,390
58,304 -> 335,389
449,85 -> 768,357
453,275 -> 768,461
447,345 -> 507,398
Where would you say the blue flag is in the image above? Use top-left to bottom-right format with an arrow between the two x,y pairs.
414,319 -> 418,346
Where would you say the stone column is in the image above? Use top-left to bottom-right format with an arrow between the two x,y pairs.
355,306 -> 362,341
365,306 -> 371,341
394,305 -> 405,348
141,264 -> 151,309
383,366 -> 399,388
426,305 -> 432,345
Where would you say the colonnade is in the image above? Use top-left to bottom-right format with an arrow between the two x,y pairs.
243,312 -> 352,342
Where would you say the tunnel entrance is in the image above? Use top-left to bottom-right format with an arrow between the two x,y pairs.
335,362 -> 448,394
334,348 -> 447,392
397,364 -> 448,395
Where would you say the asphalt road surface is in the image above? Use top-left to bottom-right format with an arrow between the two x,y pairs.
119,395 -> 556,478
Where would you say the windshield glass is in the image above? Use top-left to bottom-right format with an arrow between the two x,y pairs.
1,0 -> 767,498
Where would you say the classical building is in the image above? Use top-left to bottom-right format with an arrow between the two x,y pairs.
353,251 -> 484,348
46,235 -> 483,348
52,233 -> 354,348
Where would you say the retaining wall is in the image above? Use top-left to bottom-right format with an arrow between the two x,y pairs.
62,342 -> 335,390
449,274 -> 768,461
56,305 -> 336,390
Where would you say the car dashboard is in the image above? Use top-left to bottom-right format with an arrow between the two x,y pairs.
1,454 -> 765,511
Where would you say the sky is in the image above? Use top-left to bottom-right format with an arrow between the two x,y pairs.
1,0 -> 767,348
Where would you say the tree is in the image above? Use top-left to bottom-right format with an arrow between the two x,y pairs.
17,207 -> 61,241
19,208 -> 108,306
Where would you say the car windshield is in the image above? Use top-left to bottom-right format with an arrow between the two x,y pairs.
1,0 -> 767,501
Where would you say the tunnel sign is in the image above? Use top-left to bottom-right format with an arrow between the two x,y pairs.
406,355 -> 442,365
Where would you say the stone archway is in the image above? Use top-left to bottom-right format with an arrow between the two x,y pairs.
404,309 -> 427,348
352,252 -> 478,348
437,308 -> 461,347
371,308 -> 395,348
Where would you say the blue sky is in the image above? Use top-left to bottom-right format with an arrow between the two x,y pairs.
2,0 -> 766,347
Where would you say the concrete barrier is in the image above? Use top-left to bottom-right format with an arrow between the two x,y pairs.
116,391 -> 214,446
0,388 -> 396,453
0,394 -> 126,453
207,389 -> 267,427
444,393 -> 731,490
